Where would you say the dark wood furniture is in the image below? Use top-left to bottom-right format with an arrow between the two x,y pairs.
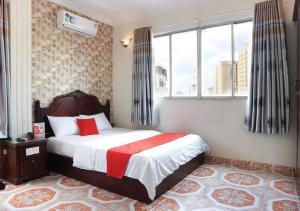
294,0 -> 300,196
0,140 -> 4,179
0,139 -> 10,190
35,90 -> 110,138
0,140 -> 6,190
34,90 -> 204,203
3,139 -> 49,185
0,181 -> 5,190
49,152 -> 203,203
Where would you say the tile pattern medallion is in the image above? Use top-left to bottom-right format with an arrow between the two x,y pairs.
209,187 -> 257,208
48,201 -> 94,211
271,199 -> 299,211
58,177 -> 88,189
132,196 -> 180,211
170,179 -> 201,194
223,172 -> 261,186
272,180 -> 297,196
89,187 -> 126,203
7,187 -> 56,209
191,166 -> 216,177
0,164 -> 299,210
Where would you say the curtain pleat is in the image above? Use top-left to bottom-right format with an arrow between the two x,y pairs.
131,27 -> 158,125
244,0 -> 289,134
0,0 -> 10,138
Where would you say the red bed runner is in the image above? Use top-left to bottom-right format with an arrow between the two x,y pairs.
106,133 -> 188,179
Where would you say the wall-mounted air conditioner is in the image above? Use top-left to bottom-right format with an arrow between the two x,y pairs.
57,10 -> 98,38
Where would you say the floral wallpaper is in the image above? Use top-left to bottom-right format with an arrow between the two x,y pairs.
31,0 -> 113,114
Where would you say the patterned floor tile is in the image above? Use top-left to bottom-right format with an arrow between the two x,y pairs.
0,164 -> 298,211
271,180 -> 297,196
170,179 -> 202,195
191,166 -> 217,178
131,196 -> 180,211
222,172 -> 263,187
58,177 -> 89,189
4,187 -> 58,210
0,182 -> 29,193
88,187 -> 127,203
48,200 -> 96,211
268,198 -> 300,211
208,186 -> 258,209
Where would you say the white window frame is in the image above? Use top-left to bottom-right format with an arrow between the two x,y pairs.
153,19 -> 252,100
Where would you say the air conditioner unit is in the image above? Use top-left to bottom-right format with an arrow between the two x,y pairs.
57,10 -> 98,38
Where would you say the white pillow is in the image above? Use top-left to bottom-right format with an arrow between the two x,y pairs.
48,116 -> 79,137
79,113 -> 112,131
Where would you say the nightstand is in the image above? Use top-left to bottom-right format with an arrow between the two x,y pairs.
3,139 -> 49,185
0,140 -> 4,179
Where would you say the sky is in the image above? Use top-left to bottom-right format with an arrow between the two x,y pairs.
154,21 -> 253,96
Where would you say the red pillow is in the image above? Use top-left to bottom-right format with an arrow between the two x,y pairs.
76,118 -> 99,136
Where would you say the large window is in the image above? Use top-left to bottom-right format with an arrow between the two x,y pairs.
153,21 -> 253,98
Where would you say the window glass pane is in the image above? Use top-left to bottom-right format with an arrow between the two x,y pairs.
201,25 -> 232,96
234,21 -> 253,96
172,31 -> 197,97
154,36 -> 170,97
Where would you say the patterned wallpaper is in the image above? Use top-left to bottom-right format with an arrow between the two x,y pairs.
31,0 -> 113,113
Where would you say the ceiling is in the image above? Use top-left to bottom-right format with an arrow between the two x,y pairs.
52,0 -> 210,25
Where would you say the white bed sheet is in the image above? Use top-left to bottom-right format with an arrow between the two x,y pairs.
48,128 -> 209,200
48,128 -> 132,157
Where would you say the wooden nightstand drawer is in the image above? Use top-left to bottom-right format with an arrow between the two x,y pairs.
20,144 -> 44,160
20,157 -> 45,177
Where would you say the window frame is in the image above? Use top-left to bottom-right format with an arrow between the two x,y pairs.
153,19 -> 253,100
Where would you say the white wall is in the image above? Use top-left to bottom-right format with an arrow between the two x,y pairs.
113,0 -> 297,167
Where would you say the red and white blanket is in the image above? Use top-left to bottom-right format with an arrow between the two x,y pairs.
106,133 -> 188,179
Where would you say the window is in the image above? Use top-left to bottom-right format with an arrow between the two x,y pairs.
153,20 -> 253,98
171,31 -> 197,97
153,36 -> 170,97
233,22 -> 253,96
201,25 -> 232,96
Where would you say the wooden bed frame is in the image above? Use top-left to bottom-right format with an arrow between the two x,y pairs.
34,90 -> 204,203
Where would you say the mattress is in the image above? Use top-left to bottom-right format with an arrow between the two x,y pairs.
48,128 -> 209,200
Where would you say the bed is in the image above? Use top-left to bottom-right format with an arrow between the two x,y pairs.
34,90 -> 209,203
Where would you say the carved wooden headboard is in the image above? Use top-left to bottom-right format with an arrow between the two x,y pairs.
34,90 -> 110,138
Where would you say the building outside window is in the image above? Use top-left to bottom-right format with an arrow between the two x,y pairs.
153,21 -> 253,98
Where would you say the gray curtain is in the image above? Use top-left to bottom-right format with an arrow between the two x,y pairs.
244,0 -> 289,134
0,0 -> 10,138
131,27 -> 158,125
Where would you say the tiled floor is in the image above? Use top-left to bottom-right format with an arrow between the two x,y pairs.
0,164 -> 299,211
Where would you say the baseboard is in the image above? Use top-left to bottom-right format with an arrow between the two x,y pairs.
204,155 -> 295,177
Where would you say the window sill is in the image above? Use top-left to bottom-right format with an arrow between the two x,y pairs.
157,96 -> 248,101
